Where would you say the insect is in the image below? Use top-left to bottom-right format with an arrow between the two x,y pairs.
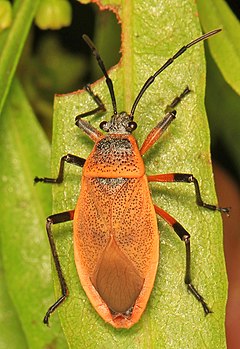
35,29 -> 229,329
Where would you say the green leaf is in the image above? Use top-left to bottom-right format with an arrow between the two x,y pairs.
49,1 -> 227,348
0,0 -> 40,117
197,0 -> 240,95
0,253 -> 28,349
205,47 -> 240,178
197,0 -> 240,178
0,79 -> 68,349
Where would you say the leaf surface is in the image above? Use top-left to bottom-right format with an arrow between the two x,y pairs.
198,0 -> 240,179
0,79 -> 68,349
0,0 -> 40,117
50,0 -> 227,348
197,0 -> 240,95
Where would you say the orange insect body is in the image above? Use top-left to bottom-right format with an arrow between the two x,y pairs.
74,134 -> 159,328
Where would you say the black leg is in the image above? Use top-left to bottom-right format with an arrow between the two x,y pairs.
148,173 -> 230,215
165,86 -> 191,113
44,210 -> 74,325
140,87 -> 191,155
34,154 -> 86,184
75,84 -> 106,121
172,222 -> 212,315
154,205 -> 211,314
74,85 -> 105,141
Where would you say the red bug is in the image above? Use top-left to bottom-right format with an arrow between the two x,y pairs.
35,29 -> 229,328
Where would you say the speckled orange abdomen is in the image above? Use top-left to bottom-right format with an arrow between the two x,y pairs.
73,135 -> 159,328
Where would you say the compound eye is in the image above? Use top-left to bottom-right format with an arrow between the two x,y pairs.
127,121 -> 137,132
100,121 -> 109,132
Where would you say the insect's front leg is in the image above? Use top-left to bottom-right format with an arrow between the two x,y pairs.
74,85 -> 105,142
75,84 -> 106,120
140,87 -> 191,155
164,86 -> 191,113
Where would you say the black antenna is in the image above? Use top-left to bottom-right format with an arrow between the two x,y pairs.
82,34 -> 118,115
130,29 -> 222,119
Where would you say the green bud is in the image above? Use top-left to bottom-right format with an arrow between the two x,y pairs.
0,0 -> 12,31
35,0 -> 72,30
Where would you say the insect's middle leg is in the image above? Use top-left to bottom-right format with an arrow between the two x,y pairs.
44,210 -> 75,325
154,204 -> 211,315
140,87 -> 191,155
148,173 -> 230,214
34,154 -> 86,184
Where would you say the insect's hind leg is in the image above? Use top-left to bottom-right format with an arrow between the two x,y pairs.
44,210 -> 75,325
154,204 -> 211,315
75,84 -> 106,121
165,86 -> 191,113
